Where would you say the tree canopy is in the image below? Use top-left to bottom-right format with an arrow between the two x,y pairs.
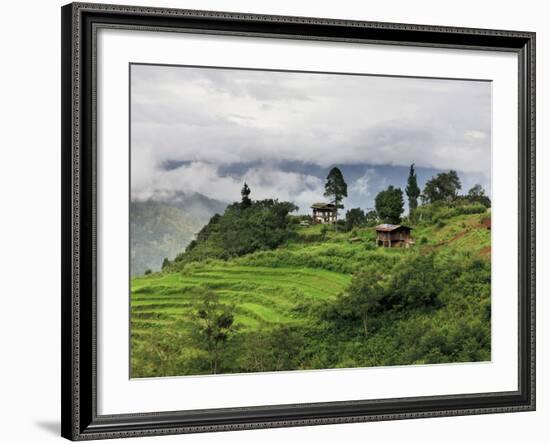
175,199 -> 298,263
344,208 -> 366,231
324,167 -> 348,207
466,184 -> 491,208
386,254 -> 441,309
241,182 -> 252,208
365,210 -> 379,226
374,185 -> 404,224
324,167 -> 348,230
193,288 -> 235,374
421,170 -> 462,204
405,163 -> 421,213
328,268 -> 385,337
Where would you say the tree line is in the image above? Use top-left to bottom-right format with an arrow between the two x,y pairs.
335,165 -> 491,228
163,165 -> 490,268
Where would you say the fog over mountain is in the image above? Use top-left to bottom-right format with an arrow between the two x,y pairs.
138,161 -> 489,214
130,192 -> 227,275
131,64 -> 491,214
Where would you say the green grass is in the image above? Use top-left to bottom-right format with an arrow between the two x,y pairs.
412,213 -> 490,253
130,265 -> 352,376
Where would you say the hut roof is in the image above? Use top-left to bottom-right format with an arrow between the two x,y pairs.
311,203 -> 337,210
375,224 -> 412,232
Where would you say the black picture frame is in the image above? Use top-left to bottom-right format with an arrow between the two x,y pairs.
61,2 -> 536,440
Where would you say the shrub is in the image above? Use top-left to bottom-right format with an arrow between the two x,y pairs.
325,267 -> 385,337
345,208 -> 366,231
453,203 -> 487,216
386,254 -> 442,309
237,326 -> 305,372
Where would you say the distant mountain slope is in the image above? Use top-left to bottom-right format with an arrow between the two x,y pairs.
159,191 -> 228,221
130,193 -> 228,276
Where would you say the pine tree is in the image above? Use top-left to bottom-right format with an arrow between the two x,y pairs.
241,182 -> 252,208
323,167 -> 348,230
405,163 -> 421,213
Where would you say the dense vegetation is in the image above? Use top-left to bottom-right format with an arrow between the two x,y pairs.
130,168 -> 492,378
173,198 -> 298,264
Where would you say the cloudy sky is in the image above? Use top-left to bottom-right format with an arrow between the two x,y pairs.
130,64 -> 491,212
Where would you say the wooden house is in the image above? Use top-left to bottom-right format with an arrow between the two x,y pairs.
375,224 -> 414,248
311,203 -> 337,224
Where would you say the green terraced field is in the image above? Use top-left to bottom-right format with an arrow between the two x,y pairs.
132,265 -> 350,328
130,265 -> 351,376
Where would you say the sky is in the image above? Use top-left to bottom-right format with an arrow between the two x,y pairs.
130,64 -> 492,213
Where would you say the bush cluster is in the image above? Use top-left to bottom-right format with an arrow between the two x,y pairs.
171,199 -> 298,265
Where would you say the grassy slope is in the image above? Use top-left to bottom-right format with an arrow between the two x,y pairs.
132,265 -> 349,331
130,212 -> 490,377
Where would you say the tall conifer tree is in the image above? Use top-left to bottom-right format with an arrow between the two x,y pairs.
405,163 -> 421,213
241,182 -> 252,208
324,167 -> 348,230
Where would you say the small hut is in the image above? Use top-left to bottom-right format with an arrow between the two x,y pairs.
311,203 -> 337,224
375,224 -> 414,248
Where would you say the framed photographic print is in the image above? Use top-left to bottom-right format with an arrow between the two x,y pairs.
61,2 -> 536,440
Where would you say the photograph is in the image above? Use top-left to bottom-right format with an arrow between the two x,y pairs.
129,64 -> 493,378
56,1 -> 537,440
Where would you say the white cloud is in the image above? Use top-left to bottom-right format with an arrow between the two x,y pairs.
351,168 -> 378,196
464,130 -> 488,140
350,167 -> 393,202
131,65 -> 491,205
131,161 -> 325,213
